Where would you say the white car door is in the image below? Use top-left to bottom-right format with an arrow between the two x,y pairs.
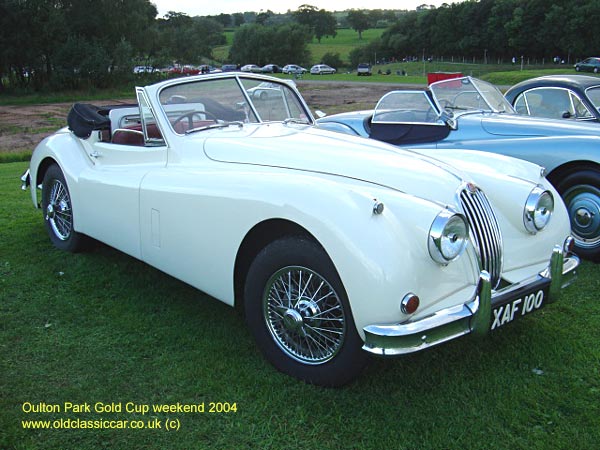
76,90 -> 167,258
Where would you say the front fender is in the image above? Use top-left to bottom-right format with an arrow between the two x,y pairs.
138,163 -> 479,339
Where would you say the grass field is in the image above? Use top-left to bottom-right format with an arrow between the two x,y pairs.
2,158 -> 600,449
213,28 -> 384,66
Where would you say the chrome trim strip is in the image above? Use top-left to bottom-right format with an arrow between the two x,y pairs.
362,239 -> 579,356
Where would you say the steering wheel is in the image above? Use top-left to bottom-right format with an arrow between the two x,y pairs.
173,110 -> 219,132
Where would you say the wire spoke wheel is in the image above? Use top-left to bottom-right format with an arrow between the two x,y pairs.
41,164 -> 87,253
245,237 -> 367,386
45,178 -> 73,241
263,266 -> 346,365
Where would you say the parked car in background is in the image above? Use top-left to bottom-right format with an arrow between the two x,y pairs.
221,64 -> 238,72
168,65 -> 200,76
574,57 -> 600,73
282,64 -> 307,74
133,66 -> 156,74
317,76 -> 600,261
261,64 -> 281,73
241,64 -> 262,73
246,81 -> 287,101
505,74 -> 600,122
197,65 -> 221,74
357,63 -> 372,76
310,64 -> 336,75
21,72 -> 578,386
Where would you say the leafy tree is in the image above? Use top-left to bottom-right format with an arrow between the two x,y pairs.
232,13 -> 245,27
293,5 -> 336,43
256,11 -> 272,25
0,0 -> 67,89
156,12 -> 224,64
294,4 -> 319,27
347,9 -> 369,40
53,36 -> 111,89
349,38 -> 381,67
229,23 -> 311,66
321,52 -> 343,69
313,9 -> 337,43
486,0 -> 516,59
213,13 -> 232,27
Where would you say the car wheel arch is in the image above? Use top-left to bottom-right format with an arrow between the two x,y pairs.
233,218 -> 323,310
547,160 -> 600,261
32,157 -> 62,207
547,160 -> 600,185
35,157 -> 61,187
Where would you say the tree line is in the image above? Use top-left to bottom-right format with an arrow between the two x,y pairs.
0,0 -> 226,91
1,0 -> 599,92
351,0 -> 600,67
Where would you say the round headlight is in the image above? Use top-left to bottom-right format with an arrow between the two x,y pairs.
428,210 -> 469,264
524,187 -> 554,233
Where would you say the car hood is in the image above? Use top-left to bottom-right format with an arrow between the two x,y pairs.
478,112 -> 600,137
202,124 -> 466,205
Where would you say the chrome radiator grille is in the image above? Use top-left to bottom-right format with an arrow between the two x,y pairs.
459,186 -> 503,287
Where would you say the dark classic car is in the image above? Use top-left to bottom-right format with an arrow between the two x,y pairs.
317,76 -> 600,261
574,57 -> 600,73
505,74 -> 600,122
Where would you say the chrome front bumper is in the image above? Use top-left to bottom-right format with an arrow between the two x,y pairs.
362,240 -> 579,356
21,169 -> 30,190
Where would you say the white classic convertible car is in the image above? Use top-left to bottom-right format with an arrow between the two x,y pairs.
22,73 -> 579,386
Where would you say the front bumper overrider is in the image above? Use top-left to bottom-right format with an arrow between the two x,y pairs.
362,239 -> 579,356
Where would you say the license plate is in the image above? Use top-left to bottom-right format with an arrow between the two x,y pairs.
490,287 -> 547,331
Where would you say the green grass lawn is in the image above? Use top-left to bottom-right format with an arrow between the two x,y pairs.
213,28 -> 382,66
2,160 -> 600,449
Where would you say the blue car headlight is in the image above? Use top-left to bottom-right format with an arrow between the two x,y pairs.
524,186 -> 554,233
428,210 -> 469,264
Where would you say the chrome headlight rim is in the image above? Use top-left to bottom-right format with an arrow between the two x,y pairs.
524,186 -> 554,234
428,209 -> 469,264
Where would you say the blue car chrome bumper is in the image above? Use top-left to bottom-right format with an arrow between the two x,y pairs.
362,240 -> 579,356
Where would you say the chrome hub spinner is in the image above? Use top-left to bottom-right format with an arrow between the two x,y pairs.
263,266 -> 346,364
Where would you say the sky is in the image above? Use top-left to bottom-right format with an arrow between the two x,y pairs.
150,1 -> 459,17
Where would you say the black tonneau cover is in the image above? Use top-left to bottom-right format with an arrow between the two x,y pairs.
67,103 -> 111,138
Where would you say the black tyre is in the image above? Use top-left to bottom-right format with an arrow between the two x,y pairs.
553,168 -> 600,261
244,236 -> 368,386
41,164 -> 87,252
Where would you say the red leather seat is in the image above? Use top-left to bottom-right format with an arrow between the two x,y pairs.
111,124 -> 163,146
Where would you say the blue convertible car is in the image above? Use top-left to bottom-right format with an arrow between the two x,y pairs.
317,76 -> 600,261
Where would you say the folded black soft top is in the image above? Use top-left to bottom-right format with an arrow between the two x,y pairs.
67,103 -> 111,138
